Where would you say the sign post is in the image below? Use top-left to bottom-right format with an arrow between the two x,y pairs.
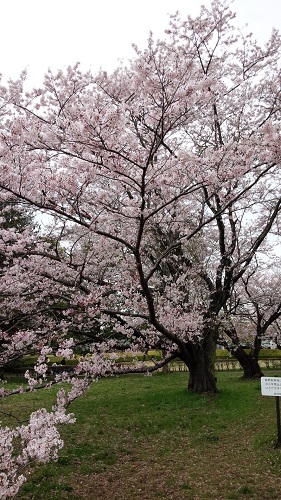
275,396 -> 281,448
261,377 -> 281,448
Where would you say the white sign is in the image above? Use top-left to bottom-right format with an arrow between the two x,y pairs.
261,377 -> 281,396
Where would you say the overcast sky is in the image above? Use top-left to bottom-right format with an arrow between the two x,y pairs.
1,0 -> 281,87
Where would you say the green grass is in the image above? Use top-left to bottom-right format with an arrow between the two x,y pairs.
1,371 -> 281,499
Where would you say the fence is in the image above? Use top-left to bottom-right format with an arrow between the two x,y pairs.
167,358 -> 281,372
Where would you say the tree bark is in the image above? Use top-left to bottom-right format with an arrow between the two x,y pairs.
231,345 -> 263,379
225,326 -> 264,379
182,335 -> 218,393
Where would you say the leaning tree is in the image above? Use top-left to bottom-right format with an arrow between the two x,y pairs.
221,259 -> 281,379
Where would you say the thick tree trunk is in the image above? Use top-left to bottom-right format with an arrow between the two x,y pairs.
183,335 -> 218,393
231,345 -> 263,379
187,354 -> 218,393
225,326 -> 264,379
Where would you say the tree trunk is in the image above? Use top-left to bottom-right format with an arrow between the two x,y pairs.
231,345 -> 263,379
183,335 -> 218,393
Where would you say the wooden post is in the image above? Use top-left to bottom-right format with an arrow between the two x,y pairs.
275,396 -> 281,448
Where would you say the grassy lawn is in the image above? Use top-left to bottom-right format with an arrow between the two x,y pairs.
1,371 -> 281,499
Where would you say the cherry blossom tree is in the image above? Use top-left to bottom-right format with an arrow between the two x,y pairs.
0,0 -> 280,391
221,259 -> 281,378
0,0 -> 281,495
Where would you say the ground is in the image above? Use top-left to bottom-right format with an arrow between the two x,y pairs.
3,371 -> 281,499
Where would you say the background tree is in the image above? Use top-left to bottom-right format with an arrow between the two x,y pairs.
221,259 -> 281,378
0,198 -> 33,263
0,198 -> 37,372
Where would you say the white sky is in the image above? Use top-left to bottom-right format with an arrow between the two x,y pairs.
1,0 -> 281,87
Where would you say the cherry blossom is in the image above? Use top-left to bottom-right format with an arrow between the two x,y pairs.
0,0 -> 281,496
